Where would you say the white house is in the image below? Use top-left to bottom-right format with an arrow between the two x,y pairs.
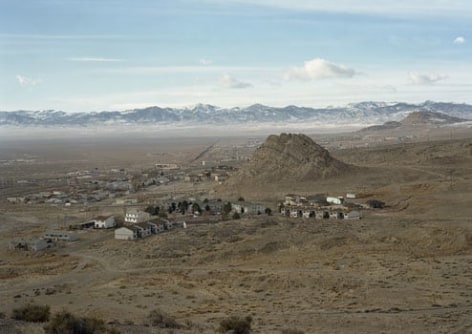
327,196 -> 343,205
115,227 -> 138,240
125,209 -> 151,224
93,215 -> 116,229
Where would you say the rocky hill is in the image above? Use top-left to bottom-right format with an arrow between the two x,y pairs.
360,110 -> 469,132
227,133 -> 354,190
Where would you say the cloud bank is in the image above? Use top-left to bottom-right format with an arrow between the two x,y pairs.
16,75 -> 41,86
408,72 -> 448,85
219,74 -> 253,89
286,58 -> 356,81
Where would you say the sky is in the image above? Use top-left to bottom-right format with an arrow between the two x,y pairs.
0,0 -> 471,112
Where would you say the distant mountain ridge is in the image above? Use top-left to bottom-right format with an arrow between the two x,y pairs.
1,101 -> 471,127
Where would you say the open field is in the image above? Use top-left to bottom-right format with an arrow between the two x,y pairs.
0,128 -> 471,333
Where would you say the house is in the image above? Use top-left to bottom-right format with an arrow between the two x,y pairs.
163,221 -> 174,231
148,221 -> 165,234
231,203 -> 248,214
213,172 -> 229,183
345,210 -> 362,220
290,208 -> 301,218
115,227 -> 138,240
249,203 -> 266,215
93,215 -> 116,229
125,209 -> 151,224
134,222 -> 153,238
7,197 -> 25,204
43,230 -> 78,241
148,218 -> 167,233
302,208 -> 317,219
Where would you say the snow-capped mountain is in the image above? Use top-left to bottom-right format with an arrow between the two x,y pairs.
1,101 -> 471,127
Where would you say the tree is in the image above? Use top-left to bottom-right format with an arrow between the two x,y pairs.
223,202 -> 232,215
265,208 -> 272,216
179,200 -> 189,214
145,205 -> 160,216
366,199 -> 385,209
232,212 -> 241,220
192,203 -> 201,214
238,196 -> 245,202
168,202 -> 177,214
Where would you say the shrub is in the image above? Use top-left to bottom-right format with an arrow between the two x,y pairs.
44,310 -> 110,334
232,212 -> 241,220
219,315 -> 252,334
366,199 -> 385,209
147,309 -> 181,329
11,303 -> 50,322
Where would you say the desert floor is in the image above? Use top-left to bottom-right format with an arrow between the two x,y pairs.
0,129 -> 471,333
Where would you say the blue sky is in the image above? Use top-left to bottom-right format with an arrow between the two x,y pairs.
0,0 -> 471,112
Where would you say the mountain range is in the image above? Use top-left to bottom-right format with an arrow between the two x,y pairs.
1,101 -> 471,127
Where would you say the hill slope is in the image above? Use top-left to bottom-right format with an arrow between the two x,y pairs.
226,133 -> 354,190
400,111 -> 467,125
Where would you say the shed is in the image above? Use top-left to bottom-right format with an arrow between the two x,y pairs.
327,196 -> 343,205
115,227 -> 137,240
43,230 -> 78,241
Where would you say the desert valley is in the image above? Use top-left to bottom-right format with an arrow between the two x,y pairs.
0,108 -> 471,333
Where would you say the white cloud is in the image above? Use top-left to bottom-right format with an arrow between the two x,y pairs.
68,57 -> 124,62
408,72 -> 448,85
219,74 -> 253,89
199,58 -> 213,66
16,75 -> 41,86
453,36 -> 466,44
286,58 -> 356,81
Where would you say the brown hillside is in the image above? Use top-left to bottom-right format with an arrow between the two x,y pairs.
401,111 -> 467,125
227,133 -> 354,187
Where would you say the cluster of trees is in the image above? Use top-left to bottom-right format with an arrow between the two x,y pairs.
145,200 -> 203,217
145,198 -> 272,219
